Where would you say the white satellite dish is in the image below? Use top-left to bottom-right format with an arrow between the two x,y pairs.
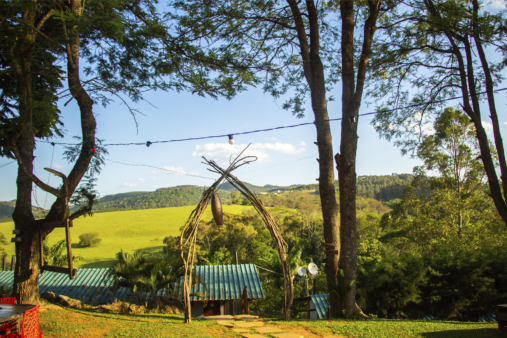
308,263 -> 319,275
297,267 -> 307,277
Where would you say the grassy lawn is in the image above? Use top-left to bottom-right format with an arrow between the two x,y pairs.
38,305 -> 503,338
0,205 -> 252,268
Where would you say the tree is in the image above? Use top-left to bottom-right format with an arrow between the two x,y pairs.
170,0 -> 342,318
369,0 -> 507,228
0,0 -> 252,304
170,0 -> 394,316
415,107 -> 487,236
334,0 -> 389,315
78,232 -> 102,247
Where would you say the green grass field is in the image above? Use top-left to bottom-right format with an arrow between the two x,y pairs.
38,305 -> 503,338
0,205 -> 252,268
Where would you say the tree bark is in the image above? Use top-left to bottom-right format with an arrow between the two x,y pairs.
8,0 -> 96,303
338,0 -> 380,316
286,0 -> 342,317
10,6 -> 41,305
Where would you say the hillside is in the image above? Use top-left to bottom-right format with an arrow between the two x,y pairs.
0,205 -> 252,268
81,174 -> 414,212
0,201 -> 46,223
356,174 -> 414,202
1,174 -> 413,220
75,185 -> 232,213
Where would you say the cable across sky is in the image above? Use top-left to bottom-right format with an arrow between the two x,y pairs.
34,87 -> 507,147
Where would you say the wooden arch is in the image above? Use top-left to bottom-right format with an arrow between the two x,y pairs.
179,147 -> 294,323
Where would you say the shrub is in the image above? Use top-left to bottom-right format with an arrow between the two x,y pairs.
79,232 -> 102,247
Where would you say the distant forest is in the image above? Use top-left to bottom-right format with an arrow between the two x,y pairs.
1,174 -> 413,220
0,201 -> 46,222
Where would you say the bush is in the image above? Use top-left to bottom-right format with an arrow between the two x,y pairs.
78,233 -> 102,247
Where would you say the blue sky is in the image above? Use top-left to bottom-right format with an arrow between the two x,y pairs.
1,84 -> 425,208
1,0 -> 507,208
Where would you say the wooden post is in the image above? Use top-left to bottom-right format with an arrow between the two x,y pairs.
10,255 -> 15,271
39,226 -> 44,275
498,304 -> 507,333
2,256 -> 6,271
65,219 -> 74,280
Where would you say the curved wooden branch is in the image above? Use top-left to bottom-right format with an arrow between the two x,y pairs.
179,144 -> 293,322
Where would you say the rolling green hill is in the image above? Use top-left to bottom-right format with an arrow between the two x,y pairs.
77,174 -> 414,213
0,201 -> 46,223
72,185 -> 232,213
1,174 -> 413,222
0,204 -> 253,268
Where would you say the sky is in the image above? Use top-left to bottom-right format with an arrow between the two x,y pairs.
1,0 -> 507,209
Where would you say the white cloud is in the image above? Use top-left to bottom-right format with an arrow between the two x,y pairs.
121,183 -> 137,187
504,122 -> 507,125
189,171 -> 199,175
485,0 -> 506,9
300,141 -> 306,146
482,120 -> 494,134
269,137 -> 281,142
193,142 -> 305,164
137,178 -> 146,181
54,164 -> 63,169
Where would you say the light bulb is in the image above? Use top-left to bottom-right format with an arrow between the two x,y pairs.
228,135 -> 234,145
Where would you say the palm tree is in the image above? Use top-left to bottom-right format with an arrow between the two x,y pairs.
107,250 -> 205,303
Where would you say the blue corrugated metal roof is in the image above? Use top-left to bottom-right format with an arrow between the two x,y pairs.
0,269 -> 118,304
189,264 -> 264,301
310,293 -> 329,319
0,264 -> 264,303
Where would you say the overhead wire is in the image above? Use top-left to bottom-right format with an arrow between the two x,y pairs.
106,153 -> 319,181
239,154 -> 318,175
36,87 -> 507,147
105,158 -> 215,180
0,161 -> 15,169
43,144 -> 56,211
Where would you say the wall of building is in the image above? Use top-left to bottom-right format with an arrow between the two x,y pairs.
309,299 -> 318,319
191,301 -> 204,318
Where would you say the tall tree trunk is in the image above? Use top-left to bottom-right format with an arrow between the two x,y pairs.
10,0 -> 96,303
10,7 -> 40,305
287,0 -> 342,317
338,0 -> 380,316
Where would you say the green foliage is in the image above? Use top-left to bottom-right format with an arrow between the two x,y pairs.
325,268 -> 355,304
78,233 -> 102,247
73,186 -> 232,213
0,201 -> 46,223
354,117 -> 507,319
43,238 -> 83,267
356,174 -> 415,202
107,249 -> 205,302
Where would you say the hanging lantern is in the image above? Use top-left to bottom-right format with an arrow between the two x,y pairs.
211,193 -> 223,225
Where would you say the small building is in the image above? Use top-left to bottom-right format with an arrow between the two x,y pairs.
309,293 -> 329,319
188,264 -> 265,318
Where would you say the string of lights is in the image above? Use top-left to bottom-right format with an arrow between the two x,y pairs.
35,87 -> 507,147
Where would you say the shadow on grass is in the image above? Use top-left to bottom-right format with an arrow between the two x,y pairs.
421,328 -> 504,338
79,259 -> 116,268
66,307 -> 185,322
